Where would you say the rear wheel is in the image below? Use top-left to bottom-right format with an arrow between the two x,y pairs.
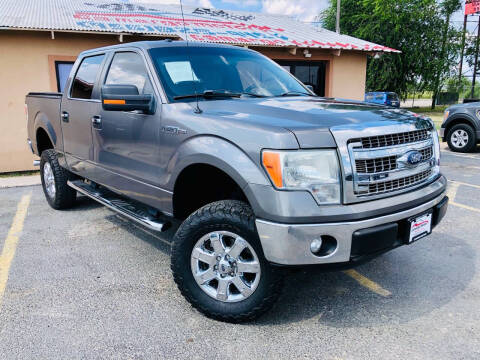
171,200 -> 283,322
447,124 -> 476,153
40,149 -> 76,209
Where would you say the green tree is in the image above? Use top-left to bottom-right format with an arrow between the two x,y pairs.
445,75 -> 470,95
321,0 -> 460,102
430,0 -> 462,109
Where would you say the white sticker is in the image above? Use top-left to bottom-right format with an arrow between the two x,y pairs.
164,61 -> 199,84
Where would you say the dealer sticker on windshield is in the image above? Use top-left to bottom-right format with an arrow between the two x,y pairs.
408,212 -> 433,243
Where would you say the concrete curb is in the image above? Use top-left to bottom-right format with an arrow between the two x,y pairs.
0,175 -> 41,189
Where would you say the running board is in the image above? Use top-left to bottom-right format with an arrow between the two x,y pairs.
67,180 -> 169,232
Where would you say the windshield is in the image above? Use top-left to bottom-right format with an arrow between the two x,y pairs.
387,93 -> 399,101
149,46 -> 310,102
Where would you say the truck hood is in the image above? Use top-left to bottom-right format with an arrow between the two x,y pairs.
198,97 -> 432,148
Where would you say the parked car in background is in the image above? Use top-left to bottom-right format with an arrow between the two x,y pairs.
441,103 -> 480,152
365,91 -> 400,108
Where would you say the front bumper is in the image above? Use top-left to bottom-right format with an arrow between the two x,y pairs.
256,191 -> 448,266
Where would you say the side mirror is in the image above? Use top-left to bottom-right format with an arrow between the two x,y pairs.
305,84 -> 315,93
101,84 -> 155,114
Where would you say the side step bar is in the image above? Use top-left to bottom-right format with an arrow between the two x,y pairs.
67,180 -> 169,232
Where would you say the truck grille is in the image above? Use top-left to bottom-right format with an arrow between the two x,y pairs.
359,169 -> 432,195
351,129 -> 431,149
355,146 -> 433,174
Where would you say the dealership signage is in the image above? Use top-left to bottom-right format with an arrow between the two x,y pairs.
465,0 -> 480,15
0,0 -> 399,53
71,2 -> 395,51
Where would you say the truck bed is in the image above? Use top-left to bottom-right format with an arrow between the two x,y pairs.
26,92 -> 63,156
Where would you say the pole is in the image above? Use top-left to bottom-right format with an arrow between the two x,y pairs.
458,14 -> 468,85
471,16 -> 480,99
336,0 -> 340,34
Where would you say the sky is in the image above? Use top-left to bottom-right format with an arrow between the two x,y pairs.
136,0 -> 330,22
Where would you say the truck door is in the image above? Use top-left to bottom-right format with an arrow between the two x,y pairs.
61,54 -> 106,178
92,50 -> 161,189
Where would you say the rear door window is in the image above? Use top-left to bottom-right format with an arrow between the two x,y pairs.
70,55 -> 105,100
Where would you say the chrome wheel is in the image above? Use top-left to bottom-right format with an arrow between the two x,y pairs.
191,231 -> 261,303
451,129 -> 469,148
43,162 -> 56,199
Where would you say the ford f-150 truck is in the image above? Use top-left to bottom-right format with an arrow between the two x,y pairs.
26,41 -> 448,322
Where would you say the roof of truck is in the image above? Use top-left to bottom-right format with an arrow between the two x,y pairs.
0,0 -> 399,53
81,40 -> 246,54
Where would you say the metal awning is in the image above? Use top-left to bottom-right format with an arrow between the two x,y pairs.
0,0 -> 399,52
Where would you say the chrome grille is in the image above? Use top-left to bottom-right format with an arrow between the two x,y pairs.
419,146 -> 432,160
355,146 -> 433,174
361,169 -> 432,195
330,123 -> 439,204
355,155 -> 397,173
351,129 -> 431,149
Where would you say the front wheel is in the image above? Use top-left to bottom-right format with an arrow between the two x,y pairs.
447,124 -> 476,153
171,200 -> 283,322
40,149 -> 77,210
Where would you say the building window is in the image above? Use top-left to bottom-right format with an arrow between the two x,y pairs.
276,61 -> 327,97
55,61 -> 74,93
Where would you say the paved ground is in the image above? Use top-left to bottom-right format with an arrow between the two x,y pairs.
0,144 -> 479,359
0,174 -> 41,189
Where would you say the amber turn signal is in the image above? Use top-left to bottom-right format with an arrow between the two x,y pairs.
262,151 -> 283,188
103,99 -> 126,105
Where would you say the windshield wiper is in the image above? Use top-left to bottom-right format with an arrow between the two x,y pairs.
240,92 -> 267,98
278,91 -> 316,97
174,90 -> 241,100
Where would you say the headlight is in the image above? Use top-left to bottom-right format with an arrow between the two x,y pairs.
262,150 -> 341,204
432,127 -> 441,165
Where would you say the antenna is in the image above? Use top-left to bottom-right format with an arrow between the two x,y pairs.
179,0 -> 202,114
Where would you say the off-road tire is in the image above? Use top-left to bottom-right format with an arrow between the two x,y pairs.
171,200 -> 283,323
447,123 -> 476,153
40,149 -> 77,209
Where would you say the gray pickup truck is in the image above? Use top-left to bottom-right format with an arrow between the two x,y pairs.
441,102 -> 480,153
26,41 -> 448,322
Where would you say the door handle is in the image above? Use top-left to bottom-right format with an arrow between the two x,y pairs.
91,115 -> 102,129
61,111 -> 69,123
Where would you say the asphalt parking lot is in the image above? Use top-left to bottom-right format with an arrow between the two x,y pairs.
0,144 -> 479,359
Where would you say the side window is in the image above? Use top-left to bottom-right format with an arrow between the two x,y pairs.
375,94 -> 384,101
105,52 -> 153,95
70,55 -> 105,99
55,61 -> 74,93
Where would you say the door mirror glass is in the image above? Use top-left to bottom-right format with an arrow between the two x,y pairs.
101,84 -> 155,114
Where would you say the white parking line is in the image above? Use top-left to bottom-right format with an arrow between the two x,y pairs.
441,151 -> 480,160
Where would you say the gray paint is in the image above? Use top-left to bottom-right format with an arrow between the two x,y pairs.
26,41 -> 447,228
441,102 -> 480,141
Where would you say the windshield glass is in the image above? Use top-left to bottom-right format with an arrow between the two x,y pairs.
387,93 -> 398,101
149,46 -> 310,101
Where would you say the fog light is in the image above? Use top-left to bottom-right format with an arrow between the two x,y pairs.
310,238 -> 323,254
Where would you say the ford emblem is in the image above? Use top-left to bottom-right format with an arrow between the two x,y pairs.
407,151 -> 423,165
